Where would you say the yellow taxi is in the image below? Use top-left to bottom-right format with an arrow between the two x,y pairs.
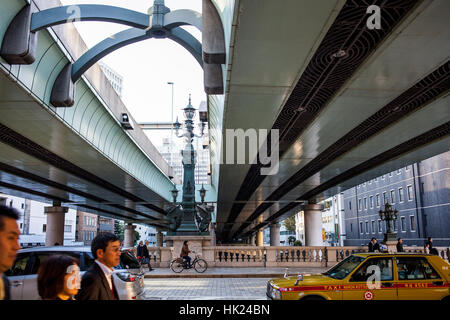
267,253 -> 450,300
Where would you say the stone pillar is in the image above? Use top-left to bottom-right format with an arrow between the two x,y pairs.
124,223 -> 136,248
156,228 -> 164,247
270,223 -> 281,246
209,223 -> 216,246
250,234 -> 256,246
256,228 -> 264,246
303,203 -> 324,246
44,204 -> 68,246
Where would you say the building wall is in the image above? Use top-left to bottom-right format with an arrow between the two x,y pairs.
76,211 -> 98,245
343,152 -> 450,247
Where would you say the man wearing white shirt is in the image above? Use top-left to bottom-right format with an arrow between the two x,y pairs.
76,233 -> 121,300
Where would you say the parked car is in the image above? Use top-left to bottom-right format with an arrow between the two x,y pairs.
5,246 -> 146,300
267,253 -> 450,300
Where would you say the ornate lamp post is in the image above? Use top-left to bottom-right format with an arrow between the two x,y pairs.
379,202 -> 399,243
167,96 -> 213,235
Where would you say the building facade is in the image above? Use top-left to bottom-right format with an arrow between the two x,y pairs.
343,151 -> 450,247
76,211 -> 98,245
97,216 -> 115,235
99,62 -> 123,97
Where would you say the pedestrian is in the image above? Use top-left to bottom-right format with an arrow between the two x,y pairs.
180,240 -> 192,268
368,237 -> 381,252
143,240 -> 154,271
396,238 -> 404,252
425,237 -> 438,255
136,240 -> 144,264
76,233 -> 121,300
37,255 -> 80,300
0,205 -> 21,300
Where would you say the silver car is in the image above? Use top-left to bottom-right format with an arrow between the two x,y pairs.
5,246 -> 146,300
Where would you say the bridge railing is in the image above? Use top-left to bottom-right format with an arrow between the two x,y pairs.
143,245 -> 450,268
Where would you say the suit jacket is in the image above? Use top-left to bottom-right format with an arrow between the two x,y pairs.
1,274 -> 10,300
76,263 -> 119,300
368,242 -> 380,252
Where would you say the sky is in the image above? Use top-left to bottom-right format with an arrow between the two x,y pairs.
60,0 -> 205,148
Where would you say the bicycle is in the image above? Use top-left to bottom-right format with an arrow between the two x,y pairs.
170,251 -> 208,273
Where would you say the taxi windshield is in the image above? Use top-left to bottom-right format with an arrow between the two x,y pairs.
323,255 -> 366,280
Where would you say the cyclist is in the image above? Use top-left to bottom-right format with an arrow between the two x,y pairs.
180,240 -> 192,268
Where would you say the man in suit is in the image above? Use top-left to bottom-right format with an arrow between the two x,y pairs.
396,238 -> 404,252
368,237 -> 381,252
76,233 -> 121,300
0,205 -> 21,300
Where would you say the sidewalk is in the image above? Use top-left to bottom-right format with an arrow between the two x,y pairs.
143,267 -> 327,278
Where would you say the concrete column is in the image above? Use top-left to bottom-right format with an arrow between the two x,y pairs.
303,203 -> 324,246
44,205 -> 68,246
209,223 -> 216,246
270,223 -> 281,246
124,223 -> 136,248
256,229 -> 264,246
156,228 -> 164,247
250,234 -> 256,246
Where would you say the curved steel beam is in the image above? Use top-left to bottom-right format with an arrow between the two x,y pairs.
30,5 -> 150,32
72,28 -> 151,82
163,9 -> 202,32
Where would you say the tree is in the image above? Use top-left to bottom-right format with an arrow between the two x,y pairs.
134,230 -> 140,246
283,215 -> 296,233
114,220 -> 124,242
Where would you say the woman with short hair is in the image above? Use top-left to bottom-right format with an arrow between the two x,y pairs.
37,255 -> 80,300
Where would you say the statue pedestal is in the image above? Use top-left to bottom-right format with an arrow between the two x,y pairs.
382,232 -> 398,253
165,234 -> 214,265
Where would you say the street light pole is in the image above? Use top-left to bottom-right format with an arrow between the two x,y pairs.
167,81 -> 174,164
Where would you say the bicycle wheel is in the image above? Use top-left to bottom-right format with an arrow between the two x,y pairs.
170,259 -> 184,273
194,259 -> 208,273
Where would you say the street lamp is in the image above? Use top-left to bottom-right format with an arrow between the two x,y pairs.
198,184 -> 206,203
379,202 -> 398,242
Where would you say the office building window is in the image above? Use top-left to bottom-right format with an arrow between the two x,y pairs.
42,224 -> 46,232
365,221 -> 369,234
400,216 -> 406,232
398,187 -> 404,203
369,196 -> 374,209
383,192 -> 387,205
371,221 -> 375,234
390,190 -> 395,204
394,219 -> 398,231
376,194 -> 380,207
349,201 -> 352,210
410,216 -> 416,232
358,199 -> 362,211
360,222 -> 364,234
364,198 -> 367,210
378,220 -> 383,233
64,225 -> 71,233
407,185 -> 413,201
350,223 -> 353,232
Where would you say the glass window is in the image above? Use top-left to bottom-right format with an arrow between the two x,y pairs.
378,220 -> 383,233
396,257 -> 441,280
369,196 -> 374,209
350,258 -> 394,282
364,198 -> 367,210
383,192 -> 387,205
83,253 -> 95,271
390,190 -> 395,204
371,221 -> 375,234
398,188 -> 404,203
116,251 -> 141,270
64,225 -> 71,233
410,216 -> 416,232
401,216 -> 406,232
376,194 -> 380,207
360,222 -> 364,234
349,201 -> 352,210
358,199 -> 362,211
42,224 -> 46,232
365,221 -> 369,234
5,253 -> 32,276
407,185 -> 413,201
323,255 -> 366,280
31,252 -> 81,274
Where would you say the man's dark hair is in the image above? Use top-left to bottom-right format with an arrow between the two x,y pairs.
91,232 -> 119,259
37,255 -> 79,299
371,237 -> 377,241
0,205 -> 19,231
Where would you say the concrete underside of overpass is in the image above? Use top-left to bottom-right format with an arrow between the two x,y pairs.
214,0 -> 450,242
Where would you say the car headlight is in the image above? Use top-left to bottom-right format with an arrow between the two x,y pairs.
271,287 -> 281,300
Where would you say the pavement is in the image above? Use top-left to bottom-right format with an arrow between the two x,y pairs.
141,267 -> 328,299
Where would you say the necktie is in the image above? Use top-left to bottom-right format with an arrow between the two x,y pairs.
110,275 -> 117,300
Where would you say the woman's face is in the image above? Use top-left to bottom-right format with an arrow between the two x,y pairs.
62,264 -> 81,297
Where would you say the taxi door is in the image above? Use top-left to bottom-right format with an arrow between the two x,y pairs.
395,256 -> 448,300
342,257 -> 397,300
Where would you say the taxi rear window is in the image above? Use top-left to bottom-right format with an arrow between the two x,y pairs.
396,257 -> 441,280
